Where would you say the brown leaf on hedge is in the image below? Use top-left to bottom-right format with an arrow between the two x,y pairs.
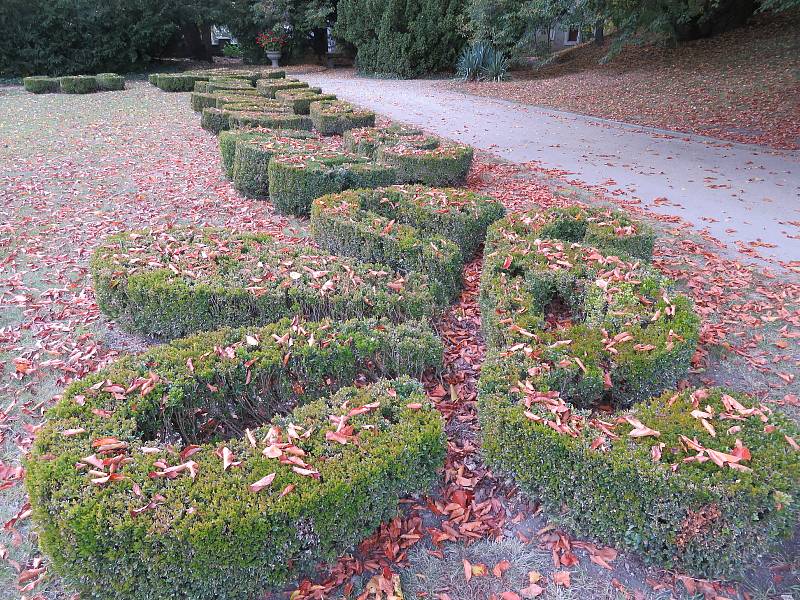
624,416 -> 660,438
249,472 -> 276,492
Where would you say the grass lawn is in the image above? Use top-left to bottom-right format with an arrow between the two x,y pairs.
447,10 -> 800,150
0,76 -> 798,599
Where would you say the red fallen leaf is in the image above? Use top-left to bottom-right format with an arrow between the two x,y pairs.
279,484 -> 295,498
13,357 -> 34,374
180,444 -> 202,461
463,559 -> 472,581
493,559 -> 511,577
216,446 -> 240,471
292,466 -> 320,479
501,593 -> 521,600
61,428 -> 86,436
624,416 -> 660,438
325,430 -> 350,445
263,445 -> 283,459
348,401 -> 380,418
406,403 -> 423,410
552,571 -> 571,587
520,583 -> 544,598
786,435 -> 800,451
382,219 -> 395,234
502,255 -> 513,269
731,439 -> 751,461
249,473 -> 276,492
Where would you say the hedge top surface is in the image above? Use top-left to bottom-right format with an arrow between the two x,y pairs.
344,124 -> 435,157
26,316 -> 443,598
310,99 -> 374,119
91,227 -> 437,338
256,78 -> 309,98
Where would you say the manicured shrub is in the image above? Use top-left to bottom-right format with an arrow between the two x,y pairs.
228,110 -> 312,132
218,128 -> 318,178
231,134 -> 330,197
194,80 -> 210,93
206,78 -> 256,92
311,185 -> 505,303
26,317 -> 445,600
343,125 -> 434,157
59,75 -> 99,94
267,151 -> 396,216
478,379 -> 800,578
275,89 -> 336,115
91,228 -> 438,339
310,100 -> 376,135
376,139 -> 473,186
480,213 -> 698,409
154,73 -> 209,92
96,73 -> 125,91
256,78 -> 309,98
23,76 -> 60,93
191,93 -> 277,113
147,73 -> 159,85
200,107 -> 231,134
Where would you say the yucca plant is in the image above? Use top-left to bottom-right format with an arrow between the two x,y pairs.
456,42 -> 490,81
479,46 -> 510,82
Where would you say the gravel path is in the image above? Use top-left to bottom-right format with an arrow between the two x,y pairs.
298,72 -> 800,266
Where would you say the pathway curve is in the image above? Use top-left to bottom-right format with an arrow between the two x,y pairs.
298,72 -> 800,267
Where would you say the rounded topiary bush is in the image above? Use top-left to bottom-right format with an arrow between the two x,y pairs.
311,185 -> 505,303
480,209 -> 698,409
477,378 -> 800,578
90,228 -> 438,339
256,79 -> 309,98
23,76 -> 60,94
59,75 -> 99,94
274,89 -> 336,115
267,151 -> 396,216
376,139 -> 473,186
231,134 -> 329,197
96,73 -> 125,91
26,317 -> 445,600
310,100 -> 376,135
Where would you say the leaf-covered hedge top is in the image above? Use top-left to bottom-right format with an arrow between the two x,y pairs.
270,149 -> 373,170
313,185 -> 505,258
344,125 -> 437,155
481,372 -> 800,495
273,88 -> 326,101
91,228 -> 431,304
255,79 -> 309,96
489,206 -> 655,262
310,100 -> 375,118
26,316 -> 443,551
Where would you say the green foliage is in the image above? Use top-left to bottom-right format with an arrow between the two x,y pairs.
154,73 -> 211,92
479,206 -> 696,409
477,381 -> 800,577
309,100 -> 376,135
26,317 -> 445,600
456,42 -> 491,81
274,89 -> 336,115
96,73 -> 125,91
218,128 -> 317,178
59,75 -> 99,94
267,151 -> 396,215
311,185 -> 505,303
343,125 -> 433,157
90,228 -> 438,339
222,43 -> 244,57
335,0 -> 467,78
479,46 -> 510,81
256,78 -> 309,98
22,76 -> 60,94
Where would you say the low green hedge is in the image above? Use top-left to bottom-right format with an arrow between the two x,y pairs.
200,108 -> 305,135
96,73 -> 125,91
480,211 -> 698,409
191,93 -> 276,113
147,73 -> 159,85
478,378 -> 800,578
275,89 -> 336,115
231,135 -> 329,197
153,73 -> 210,92
218,129 -> 317,178
26,317 -> 445,600
194,80 -> 210,93
256,79 -> 309,98
343,125 -> 435,157
23,76 -> 60,93
91,228 -> 438,339
311,185 -> 505,304
59,75 -> 99,94
310,100 -> 376,135
376,140 -> 473,186
206,78 -> 256,92
267,151 -> 396,216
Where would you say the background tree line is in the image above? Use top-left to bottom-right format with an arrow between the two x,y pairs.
0,0 -> 795,78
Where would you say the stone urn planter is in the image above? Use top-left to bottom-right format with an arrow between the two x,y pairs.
266,51 -> 282,67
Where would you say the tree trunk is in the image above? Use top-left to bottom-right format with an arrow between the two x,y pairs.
594,20 -> 604,45
180,22 -> 212,61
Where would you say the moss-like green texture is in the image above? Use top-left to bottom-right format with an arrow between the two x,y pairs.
23,76 -> 60,93
256,78 -> 309,98
59,75 -> 99,94
96,73 -> 125,91
26,318 -> 445,600
311,185 -> 505,304
275,89 -> 336,115
91,228 -> 438,339
309,100 -> 376,135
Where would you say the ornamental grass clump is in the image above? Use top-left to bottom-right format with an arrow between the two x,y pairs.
309,100 -> 376,135
26,318 -> 445,600
267,151 -> 396,216
311,185 -> 505,303
90,228 -> 438,339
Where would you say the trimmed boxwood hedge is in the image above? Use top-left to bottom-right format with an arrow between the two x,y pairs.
23,76 -> 60,93
26,318 -> 445,600
91,228 -> 438,339
376,139 -> 473,186
478,377 -> 800,578
231,134 -> 330,197
310,100 -> 376,135
311,185 -> 505,304
206,78 -> 256,92
154,73 -> 210,92
200,108 -> 306,135
59,75 -> 99,94
152,71 -> 285,92
267,151 -> 396,216
343,125 -> 435,157
275,89 -> 336,115
256,78 -> 309,98
191,93 -> 279,113
218,129 -> 318,178
480,209 -> 698,409
96,73 -> 125,91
